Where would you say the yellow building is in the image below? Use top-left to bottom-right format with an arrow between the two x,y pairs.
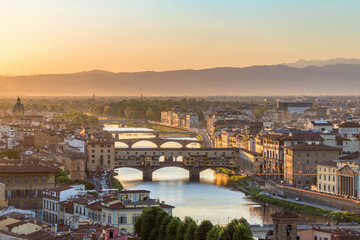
0,161 -> 59,210
101,190 -> 174,234
87,134 -> 115,172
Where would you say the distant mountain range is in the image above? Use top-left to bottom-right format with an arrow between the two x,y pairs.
0,60 -> 360,96
284,58 -> 360,68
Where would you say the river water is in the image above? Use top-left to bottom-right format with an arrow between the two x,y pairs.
106,125 -> 330,226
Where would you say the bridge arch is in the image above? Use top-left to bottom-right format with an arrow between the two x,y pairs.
131,140 -> 157,148
185,142 -> 202,148
115,167 -> 143,181
115,142 -> 130,148
152,166 -> 190,180
160,141 -> 183,148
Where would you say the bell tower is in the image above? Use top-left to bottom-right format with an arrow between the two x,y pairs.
271,210 -> 299,240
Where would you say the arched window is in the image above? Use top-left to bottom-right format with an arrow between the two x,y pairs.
286,225 -> 292,237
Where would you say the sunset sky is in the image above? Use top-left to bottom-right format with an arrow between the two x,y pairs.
1,0 -> 359,75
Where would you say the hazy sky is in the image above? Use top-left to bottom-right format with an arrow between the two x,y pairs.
1,0 -> 359,75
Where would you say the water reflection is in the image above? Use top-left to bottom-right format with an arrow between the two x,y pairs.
116,167 -> 331,225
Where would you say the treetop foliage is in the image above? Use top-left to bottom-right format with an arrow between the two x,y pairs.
134,207 -> 252,240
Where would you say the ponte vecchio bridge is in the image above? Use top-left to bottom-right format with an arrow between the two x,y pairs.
114,147 -> 239,181
107,129 -> 203,148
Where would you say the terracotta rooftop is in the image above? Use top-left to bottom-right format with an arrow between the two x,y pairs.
59,200 -> 74,209
239,148 -> 262,156
120,190 -> 150,194
340,152 -> 360,160
26,229 -> 55,240
336,136 -> 351,141
271,210 -> 299,219
48,185 -> 73,192
0,163 -> 60,173
339,122 -> 360,128
88,201 -> 102,211
283,133 -> 323,141
285,143 -> 340,151
318,161 -> 338,167
5,220 -> 26,228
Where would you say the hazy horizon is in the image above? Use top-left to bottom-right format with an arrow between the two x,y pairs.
1,1 -> 360,75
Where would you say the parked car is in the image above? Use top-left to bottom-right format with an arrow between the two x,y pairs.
260,191 -> 271,196
295,197 -> 301,201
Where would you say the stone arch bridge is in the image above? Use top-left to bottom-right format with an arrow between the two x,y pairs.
114,147 -> 239,181
115,137 -> 202,148
117,162 -> 214,181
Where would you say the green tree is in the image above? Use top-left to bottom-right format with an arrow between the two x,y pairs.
194,220 -> 213,240
149,210 -> 169,240
206,226 -> 223,240
166,217 -> 181,240
176,221 -> 186,240
140,207 -> 166,239
56,176 -> 72,185
159,215 -> 172,240
219,218 -> 251,240
0,149 -> 20,159
184,221 -> 197,240
233,223 -> 252,240
178,217 -> 196,240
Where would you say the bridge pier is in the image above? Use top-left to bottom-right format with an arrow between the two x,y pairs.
189,166 -> 200,182
143,166 -> 153,182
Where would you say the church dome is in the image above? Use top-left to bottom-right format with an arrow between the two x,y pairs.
13,97 -> 25,115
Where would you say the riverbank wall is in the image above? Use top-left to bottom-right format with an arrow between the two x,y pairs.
266,180 -> 360,213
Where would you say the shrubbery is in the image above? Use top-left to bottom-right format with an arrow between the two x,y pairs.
134,207 -> 253,240
55,170 -> 95,190
111,177 -> 123,191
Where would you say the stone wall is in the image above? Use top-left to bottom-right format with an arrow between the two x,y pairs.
266,180 -> 360,213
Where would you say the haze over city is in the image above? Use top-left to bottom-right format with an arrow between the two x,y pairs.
1,1 -> 360,240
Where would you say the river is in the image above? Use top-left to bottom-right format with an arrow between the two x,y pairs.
106,124 -> 330,226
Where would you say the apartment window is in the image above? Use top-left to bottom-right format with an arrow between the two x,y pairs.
307,153 -> 310,157
92,155 -> 95,158
319,175 -> 321,180
24,176 -> 29,183
15,176 -> 21,183
92,160 -> 95,163
108,160 -> 110,164
119,216 -> 126,224
108,155 -> 110,159
92,150 -> 95,153
333,176 -> 335,181
6,176 -> 12,183
0,177 -> 3,183
108,214 -> 111,224
108,150 -> 111,153
42,176 -> 47,183
101,150 -> 103,153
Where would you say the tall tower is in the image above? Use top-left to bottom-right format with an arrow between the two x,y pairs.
271,210 -> 299,240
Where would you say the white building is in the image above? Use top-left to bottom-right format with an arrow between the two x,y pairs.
316,160 -> 360,198
338,120 -> 360,153
306,120 -> 333,132
42,185 -> 85,224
